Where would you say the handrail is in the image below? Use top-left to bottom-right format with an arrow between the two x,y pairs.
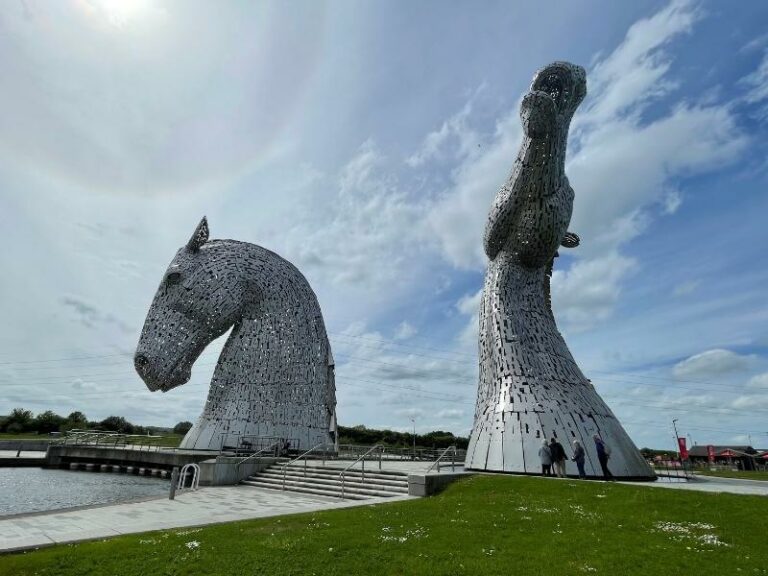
178,463 -> 200,491
282,442 -> 335,490
338,444 -> 384,499
60,430 -> 174,452
426,445 -> 457,474
235,441 -> 280,469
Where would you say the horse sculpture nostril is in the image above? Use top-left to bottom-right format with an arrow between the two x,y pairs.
134,354 -> 150,371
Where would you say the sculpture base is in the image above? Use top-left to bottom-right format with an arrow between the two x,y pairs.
466,408 -> 654,479
180,418 -> 333,453
463,467 -> 657,481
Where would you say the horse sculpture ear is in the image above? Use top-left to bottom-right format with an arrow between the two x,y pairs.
186,217 -> 209,253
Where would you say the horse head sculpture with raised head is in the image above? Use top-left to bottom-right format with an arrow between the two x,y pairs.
135,218 -> 336,451
467,62 -> 653,479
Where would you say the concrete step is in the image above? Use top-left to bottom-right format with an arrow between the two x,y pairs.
257,472 -> 408,494
279,464 -> 409,481
241,479 -> 371,500
245,476 -> 403,498
241,461 -> 412,500
259,470 -> 408,490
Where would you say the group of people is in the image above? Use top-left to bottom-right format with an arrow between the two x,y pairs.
538,435 -> 614,480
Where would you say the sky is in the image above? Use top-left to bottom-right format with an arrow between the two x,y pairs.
1,0 -> 767,451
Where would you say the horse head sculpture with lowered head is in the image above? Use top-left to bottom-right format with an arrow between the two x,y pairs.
135,217 -> 336,451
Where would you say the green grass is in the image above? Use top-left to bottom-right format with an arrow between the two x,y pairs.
122,434 -> 183,448
0,433 -> 51,440
3,476 -> 768,575
695,469 -> 768,481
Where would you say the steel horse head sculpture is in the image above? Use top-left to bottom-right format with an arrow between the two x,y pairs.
135,218 -> 336,451
466,62 -> 654,478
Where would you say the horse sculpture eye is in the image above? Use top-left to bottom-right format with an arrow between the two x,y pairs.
166,272 -> 182,285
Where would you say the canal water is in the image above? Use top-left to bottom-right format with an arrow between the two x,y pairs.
0,468 -> 168,517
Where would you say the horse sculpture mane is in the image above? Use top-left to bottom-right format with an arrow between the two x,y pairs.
134,218 -> 336,451
466,62 -> 653,478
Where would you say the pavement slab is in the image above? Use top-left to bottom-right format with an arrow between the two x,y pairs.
0,485 -> 413,553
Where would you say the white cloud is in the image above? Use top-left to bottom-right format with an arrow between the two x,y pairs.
740,49 -> 768,120
406,98 -> 480,168
427,111 -> 522,269
436,408 -> 465,419
740,32 -> 768,53
672,349 -> 753,378
393,321 -> 418,341
456,289 -> 483,316
747,372 -> 768,390
575,0 -> 700,127
284,140 -> 431,294
673,280 -> 699,297
455,289 -> 483,349
395,407 -> 425,419
731,394 -> 768,410
551,253 -> 636,330
662,190 -> 682,215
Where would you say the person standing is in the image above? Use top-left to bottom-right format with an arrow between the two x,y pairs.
538,439 -> 553,476
593,435 -> 614,480
571,440 -> 586,479
550,437 -> 567,478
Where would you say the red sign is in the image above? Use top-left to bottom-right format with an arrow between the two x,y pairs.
677,437 -> 689,460
707,445 -> 715,463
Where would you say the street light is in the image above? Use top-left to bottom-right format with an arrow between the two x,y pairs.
672,418 -> 681,458
410,417 -> 416,460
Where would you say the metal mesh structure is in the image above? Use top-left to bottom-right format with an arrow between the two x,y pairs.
466,62 -> 654,478
135,218 -> 336,451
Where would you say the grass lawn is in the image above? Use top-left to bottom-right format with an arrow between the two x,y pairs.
695,469 -> 768,481
0,433 -> 51,441
123,434 -> 183,448
3,476 -> 768,576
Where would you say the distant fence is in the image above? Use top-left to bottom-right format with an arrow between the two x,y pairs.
338,444 -> 466,462
55,430 -> 177,452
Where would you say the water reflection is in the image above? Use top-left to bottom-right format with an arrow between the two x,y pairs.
0,468 -> 168,516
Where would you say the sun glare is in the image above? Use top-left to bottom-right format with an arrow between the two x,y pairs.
83,0 -> 155,28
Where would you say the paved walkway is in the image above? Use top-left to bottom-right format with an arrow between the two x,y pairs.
623,474 -> 768,496
0,486 -> 412,553
0,451 -> 45,459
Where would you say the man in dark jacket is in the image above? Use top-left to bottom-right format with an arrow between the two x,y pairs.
593,435 -> 614,480
549,437 -> 567,478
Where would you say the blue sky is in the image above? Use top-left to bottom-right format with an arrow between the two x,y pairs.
1,0 -> 767,450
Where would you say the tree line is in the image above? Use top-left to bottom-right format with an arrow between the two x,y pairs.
338,424 -> 468,450
0,407 -> 469,448
0,407 -> 193,436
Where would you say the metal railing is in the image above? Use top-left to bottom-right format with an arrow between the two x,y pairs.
57,430 -> 176,452
426,445 -> 458,473
651,458 -> 691,482
336,444 -> 467,462
281,443 -> 335,490
338,444 -> 384,499
232,435 -> 298,457
235,441 -> 281,471
178,463 -> 201,491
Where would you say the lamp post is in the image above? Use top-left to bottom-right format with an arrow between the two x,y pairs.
672,418 -> 682,463
672,419 -> 680,448
410,417 -> 416,460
